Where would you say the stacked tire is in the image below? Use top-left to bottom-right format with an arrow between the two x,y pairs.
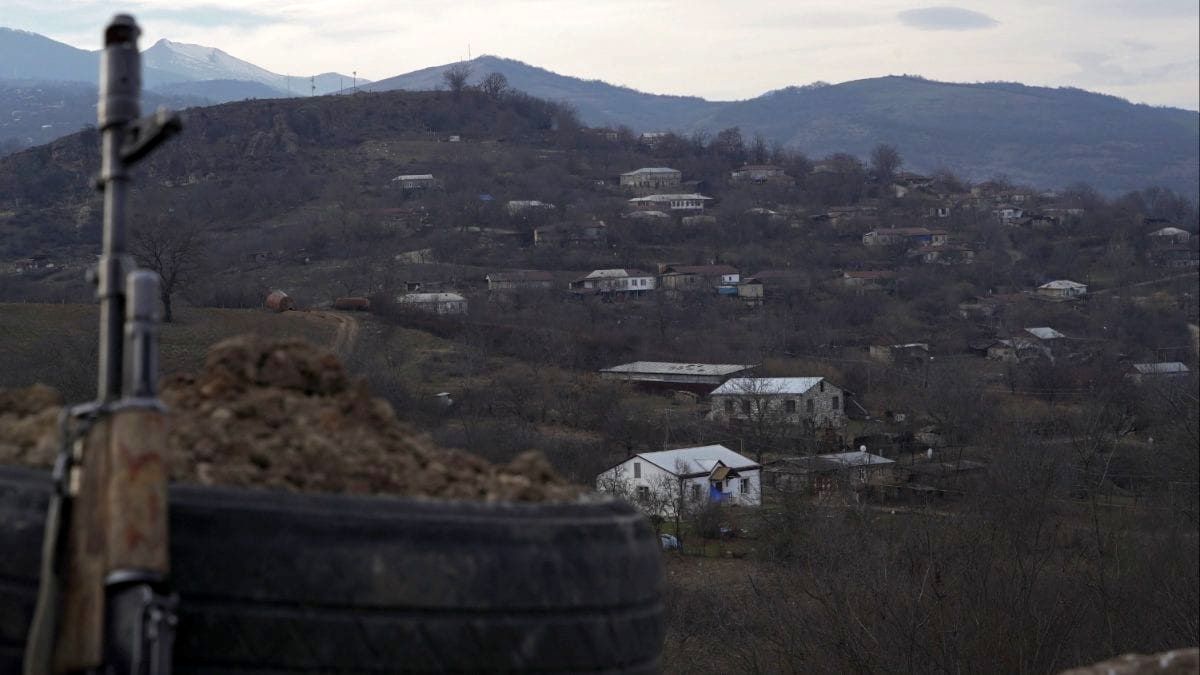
0,466 -> 664,673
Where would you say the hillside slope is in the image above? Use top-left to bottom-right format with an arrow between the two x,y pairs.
363,55 -> 723,133
698,77 -> 1200,196
371,57 -> 1199,197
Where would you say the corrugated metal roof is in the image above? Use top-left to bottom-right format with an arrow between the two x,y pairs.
399,292 -> 465,302
1132,362 -> 1190,375
637,444 -> 759,475
711,377 -> 826,396
629,194 -> 712,203
600,362 -> 754,376
622,167 -> 680,175
664,264 -> 739,276
818,451 -> 894,467
487,270 -> 554,282
1025,327 -> 1065,340
1039,279 -> 1086,290
1149,227 -> 1189,236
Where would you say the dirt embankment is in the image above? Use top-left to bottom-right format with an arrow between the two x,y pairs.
0,335 -> 580,502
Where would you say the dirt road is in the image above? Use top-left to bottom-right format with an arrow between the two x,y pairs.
305,311 -> 361,359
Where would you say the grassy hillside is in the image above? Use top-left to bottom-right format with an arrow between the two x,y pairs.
0,303 -> 337,401
370,57 -> 1199,197
364,55 -> 723,133
696,76 -> 1200,196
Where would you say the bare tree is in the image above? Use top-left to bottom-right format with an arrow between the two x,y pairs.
131,219 -> 204,323
479,72 -> 508,100
870,143 -> 902,182
442,62 -> 473,96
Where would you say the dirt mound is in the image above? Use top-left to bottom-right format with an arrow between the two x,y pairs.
0,336 -> 581,502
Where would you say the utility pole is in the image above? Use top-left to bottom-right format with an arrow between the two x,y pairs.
24,13 -> 180,675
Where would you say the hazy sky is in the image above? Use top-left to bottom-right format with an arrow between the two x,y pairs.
5,0 -> 1199,109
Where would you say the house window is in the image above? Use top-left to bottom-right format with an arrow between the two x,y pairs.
786,400 -> 797,413
740,478 -> 749,494
741,400 -> 751,414
725,400 -> 734,413
691,484 -> 701,500
832,396 -> 840,410
819,381 -> 825,393
636,485 -> 649,501
806,399 -> 814,413
634,462 -> 641,479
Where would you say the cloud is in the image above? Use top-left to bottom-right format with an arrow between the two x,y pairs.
138,5 -> 282,30
897,7 -> 999,31
1065,51 -> 1200,87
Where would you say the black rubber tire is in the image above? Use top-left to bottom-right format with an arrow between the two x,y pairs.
0,466 -> 664,673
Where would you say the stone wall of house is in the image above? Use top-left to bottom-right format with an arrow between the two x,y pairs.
710,386 -> 846,428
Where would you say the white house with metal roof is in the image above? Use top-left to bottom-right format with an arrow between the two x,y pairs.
1025,326 -> 1066,340
598,361 -> 755,392
397,292 -> 467,315
1128,362 -> 1191,383
1037,279 -> 1088,298
710,377 -> 847,429
620,167 -> 682,189
569,268 -> 656,295
596,444 -> 761,515
628,194 -> 712,212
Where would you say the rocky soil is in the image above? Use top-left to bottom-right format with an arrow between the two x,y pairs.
0,335 -> 581,502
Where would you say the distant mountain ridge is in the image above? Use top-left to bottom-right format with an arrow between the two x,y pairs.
3,27 -> 1197,197
367,56 -> 1199,198
0,27 -> 364,100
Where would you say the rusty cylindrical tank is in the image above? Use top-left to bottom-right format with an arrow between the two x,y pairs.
265,290 -> 295,312
332,297 -> 370,311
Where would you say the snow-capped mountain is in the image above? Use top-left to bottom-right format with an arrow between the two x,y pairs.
143,39 -> 364,96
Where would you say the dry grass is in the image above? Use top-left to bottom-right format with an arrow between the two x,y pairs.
0,303 -> 338,400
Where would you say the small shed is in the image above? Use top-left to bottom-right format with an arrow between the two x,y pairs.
265,290 -> 295,312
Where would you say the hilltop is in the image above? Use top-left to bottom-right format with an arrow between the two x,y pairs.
369,57 -> 1199,198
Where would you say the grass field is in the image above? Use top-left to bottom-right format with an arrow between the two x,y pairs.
0,303 -> 339,400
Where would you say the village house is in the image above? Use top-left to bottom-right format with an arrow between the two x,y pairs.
766,450 -> 896,501
620,167 -> 682,189
734,278 -> 764,306
1152,246 -> 1200,268
532,221 -> 607,247
505,200 -> 554,214
869,343 -> 931,364
391,174 -> 435,190
397,292 -> 468,315
890,172 -> 934,198
485,270 -> 555,291
842,270 -> 897,290
638,132 -> 669,148
628,194 -> 712,212
12,255 -> 52,273
1037,279 -> 1088,299
862,227 -> 949,247
658,264 -> 740,291
986,337 -> 1050,363
570,268 -> 656,296
913,244 -> 975,265
625,210 -> 671,222
811,205 -> 879,226
1127,362 -> 1191,383
1148,227 -> 1192,246
598,361 -> 756,394
730,164 -> 786,183
596,444 -> 762,515
993,205 -> 1025,223
710,377 -> 848,430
